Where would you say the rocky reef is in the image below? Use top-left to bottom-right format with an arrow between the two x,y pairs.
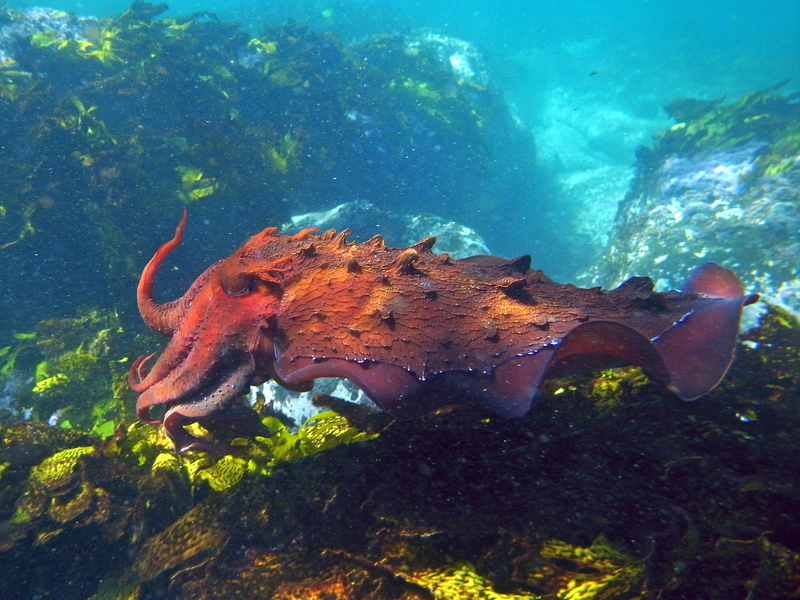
0,3 -> 535,338
580,84 -> 800,318
0,301 -> 798,599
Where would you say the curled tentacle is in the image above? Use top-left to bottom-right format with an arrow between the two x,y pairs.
128,353 -> 156,393
137,209 -> 188,337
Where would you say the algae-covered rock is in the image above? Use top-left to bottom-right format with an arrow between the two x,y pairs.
408,561 -> 534,600
0,3 -> 535,339
0,302 -> 799,600
534,536 -> 645,599
580,85 -> 800,318
130,497 -> 231,583
0,309 -> 135,434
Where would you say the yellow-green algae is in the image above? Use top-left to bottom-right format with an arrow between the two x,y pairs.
407,561 -> 535,600
194,455 -> 249,492
0,295 -> 798,600
1,444 -> 112,551
130,497 -> 231,582
7,445 -> 96,527
0,309 -> 134,434
536,536 -> 645,600
88,580 -> 141,600
26,445 -> 95,491
550,366 -> 652,415
650,82 -> 800,178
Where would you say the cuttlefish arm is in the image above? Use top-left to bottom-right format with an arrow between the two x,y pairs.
130,214 -> 279,453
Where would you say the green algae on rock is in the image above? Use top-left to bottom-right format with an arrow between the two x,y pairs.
580,85 -> 800,319
0,3 -> 534,340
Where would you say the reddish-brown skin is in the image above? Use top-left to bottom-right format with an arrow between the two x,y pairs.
130,212 -> 758,453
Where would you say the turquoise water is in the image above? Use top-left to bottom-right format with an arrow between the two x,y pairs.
16,0 -> 799,103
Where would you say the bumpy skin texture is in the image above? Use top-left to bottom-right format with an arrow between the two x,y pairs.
130,213 -> 758,453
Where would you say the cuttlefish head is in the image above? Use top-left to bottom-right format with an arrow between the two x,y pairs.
129,212 -> 307,453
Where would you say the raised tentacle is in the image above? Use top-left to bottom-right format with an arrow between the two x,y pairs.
137,209 -> 188,337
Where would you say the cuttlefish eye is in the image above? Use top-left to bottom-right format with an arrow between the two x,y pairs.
221,272 -> 256,296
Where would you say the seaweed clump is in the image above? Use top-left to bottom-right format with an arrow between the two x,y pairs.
658,82 -> 800,178
0,397 -> 384,600
0,309 -> 133,434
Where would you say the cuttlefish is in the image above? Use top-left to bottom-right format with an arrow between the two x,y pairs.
130,212 -> 758,452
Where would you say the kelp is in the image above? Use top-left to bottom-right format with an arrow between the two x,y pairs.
0,398 -> 385,598
0,309 -> 133,434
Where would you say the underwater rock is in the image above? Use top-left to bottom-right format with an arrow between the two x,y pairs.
580,87 -> 800,318
282,200 -> 491,257
0,7 -> 102,63
554,164 -> 633,261
255,376 -> 373,432
405,31 -> 490,88
0,306 -> 798,599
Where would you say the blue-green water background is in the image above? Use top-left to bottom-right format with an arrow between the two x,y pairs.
16,0 -> 798,107
7,0 -> 800,274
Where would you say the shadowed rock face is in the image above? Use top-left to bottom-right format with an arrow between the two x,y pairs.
130,213 -> 757,453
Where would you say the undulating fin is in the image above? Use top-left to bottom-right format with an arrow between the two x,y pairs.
653,263 -> 759,400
